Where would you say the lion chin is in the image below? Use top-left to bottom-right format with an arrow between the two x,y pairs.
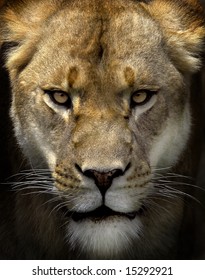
67,214 -> 142,259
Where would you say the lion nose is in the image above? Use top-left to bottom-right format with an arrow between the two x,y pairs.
75,163 -> 131,196
83,169 -> 123,196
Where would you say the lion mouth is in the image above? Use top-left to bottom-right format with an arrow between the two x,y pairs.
69,205 -> 146,222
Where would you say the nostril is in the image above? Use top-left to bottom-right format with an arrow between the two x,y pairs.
124,162 -> 131,173
75,164 -> 83,174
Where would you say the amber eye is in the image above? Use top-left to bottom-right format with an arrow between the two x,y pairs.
45,90 -> 72,108
131,90 -> 157,107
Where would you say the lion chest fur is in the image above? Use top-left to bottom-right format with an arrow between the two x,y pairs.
0,0 -> 204,259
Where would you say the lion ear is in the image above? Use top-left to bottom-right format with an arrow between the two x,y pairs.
147,0 -> 205,73
0,0 -> 57,74
0,0 -> 57,43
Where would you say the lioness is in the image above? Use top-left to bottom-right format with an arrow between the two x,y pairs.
0,0 -> 205,259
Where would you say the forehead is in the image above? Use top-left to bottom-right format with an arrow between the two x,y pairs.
31,0 -> 167,88
37,1 -> 162,59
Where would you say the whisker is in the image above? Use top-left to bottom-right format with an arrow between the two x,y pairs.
154,183 -> 202,205
154,172 -> 193,180
48,201 -> 69,218
156,180 -> 205,193
145,198 -> 173,217
152,166 -> 172,172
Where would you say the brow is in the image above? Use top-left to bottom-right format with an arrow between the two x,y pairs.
124,66 -> 135,87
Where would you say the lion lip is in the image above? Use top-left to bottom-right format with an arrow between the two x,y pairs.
70,205 -> 145,222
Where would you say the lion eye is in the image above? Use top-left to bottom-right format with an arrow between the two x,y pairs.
53,92 -> 69,104
131,90 -> 157,107
45,90 -> 72,108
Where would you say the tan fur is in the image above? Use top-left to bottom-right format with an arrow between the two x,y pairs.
0,0 -> 205,259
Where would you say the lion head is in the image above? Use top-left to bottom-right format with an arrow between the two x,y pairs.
0,0 -> 205,259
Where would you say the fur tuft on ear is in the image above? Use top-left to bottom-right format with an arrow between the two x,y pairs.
0,0 -> 58,75
146,0 -> 205,73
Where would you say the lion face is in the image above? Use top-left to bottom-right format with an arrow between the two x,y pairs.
1,0 -> 205,259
